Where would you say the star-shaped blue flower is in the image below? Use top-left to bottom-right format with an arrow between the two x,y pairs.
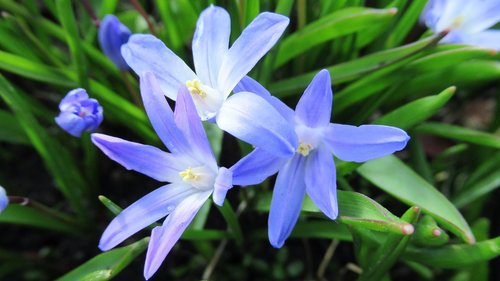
92,72 -> 233,279
229,70 -> 410,248
120,5 -> 297,158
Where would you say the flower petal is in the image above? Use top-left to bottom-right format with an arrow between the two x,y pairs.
230,148 -> 286,186
461,30 -> 500,50
55,112 -> 87,137
216,92 -> 298,158
460,1 -> 500,33
99,183 -> 197,251
268,155 -> 307,248
323,124 -> 410,162
218,12 -> 289,98
59,88 -> 88,111
213,167 -> 233,206
295,69 -> 332,128
304,145 -> 338,219
91,133 -> 188,182
235,76 -> 295,122
144,190 -> 211,279
0,185 -> 7,213
140,72 -> 191,155
122,34 -> 197,100
192,6 -> 230,88
98,15 -> 131,70
174,87 -> 217,169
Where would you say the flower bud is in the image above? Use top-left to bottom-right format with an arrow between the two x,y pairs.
55,88 -> 103,137
98,15 -> 132,70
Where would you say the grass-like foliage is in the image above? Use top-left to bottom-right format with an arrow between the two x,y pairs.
0,0 -> 499,280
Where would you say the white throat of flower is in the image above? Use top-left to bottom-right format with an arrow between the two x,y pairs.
294,123 -> 323,157
178,165 -> 216,191
185,79 -> 224,121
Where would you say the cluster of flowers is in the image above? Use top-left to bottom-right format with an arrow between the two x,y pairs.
43,0 -> 500,279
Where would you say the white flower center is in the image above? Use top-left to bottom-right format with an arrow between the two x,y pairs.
178,165 -> 216,191
185,79 -> 224,121
294,123 -> 323,157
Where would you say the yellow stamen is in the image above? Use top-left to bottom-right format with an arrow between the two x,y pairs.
179,167 -> 200,181
450,16 -> 464,29
186,79 -> 206,98
297,142 -> 312,156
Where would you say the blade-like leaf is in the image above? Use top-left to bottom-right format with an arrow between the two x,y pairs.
257,191 -> 412,234
357,155 -> 475,243
55,238 -> 149,281
415,122 -> 500,149
274,7 -> 397,68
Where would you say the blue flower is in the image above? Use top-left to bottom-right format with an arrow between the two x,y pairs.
92,72 -> 233,280
121,5 -> 297,158
0,185 -> 7,213
421,0 -> 500,49
230,70 -> 410,248
55,89 -> 103,137
98,15 -> 132,70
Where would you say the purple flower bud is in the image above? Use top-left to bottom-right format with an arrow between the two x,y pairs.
98,15 -> 132,70
55,88 -> 103,137
0,185 -> 7,213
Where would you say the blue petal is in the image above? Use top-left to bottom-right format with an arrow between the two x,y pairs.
218,12 -> 289,98
98,15 -> 131,70
91,133 -> 188,182
213,167 -> 233,206
122,34 -> 197,100
174,87 -> 217,169
140,72 -> 192,155
192,6 -> 230,88
268,155 -> 307,248
235,76 -> 295,122
0,185 -> 7,213
295,69 -> 332,128
144,190 -> 211,279
304,145 -> 338,220
216,92 -> 298,158
461,30 -> 500,50
460,1 -> 500,33
323,124 -> 410,162
59,88 -> 88,111
99,183 -> 197,251
55,112 -> 87,137
230,148 -> 286,186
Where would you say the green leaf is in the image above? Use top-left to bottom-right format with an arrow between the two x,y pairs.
217,201 -> 244,246
0,109 -> 29,145
404,236 -> 500,268
374,86 -> 456,129
414,122 -> 500,149
56,0 -> 88,88
452,159 -> 500,208
257,191 -> 412,234
358,206 -> 420,281
357,155 -> 474,243
0,50 -> 75,87
274,7 -> 397,68
384,0 -> 428,48
55,238 -> 149,281
269,34 -> 440,97
290,221 -> 352,241
0,205 -> 78,235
